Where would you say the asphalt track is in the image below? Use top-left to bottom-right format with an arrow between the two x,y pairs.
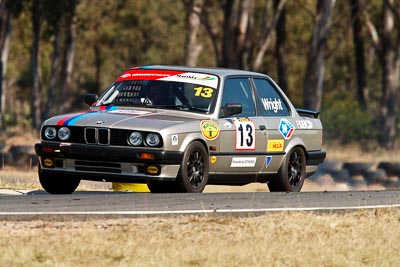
0,190 -> 399,218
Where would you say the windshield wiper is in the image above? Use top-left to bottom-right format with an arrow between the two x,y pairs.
106,99 -> 150,107
185,106 -> 208,112
112,102 -> 145,106
151,105 -> 185,110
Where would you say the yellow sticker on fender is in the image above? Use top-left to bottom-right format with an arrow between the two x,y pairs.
267,139 -> 284,152
200,120 -> 220,140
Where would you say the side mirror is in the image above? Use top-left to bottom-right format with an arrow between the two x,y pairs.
219,103 -> 242,118
84,94 -> 98,106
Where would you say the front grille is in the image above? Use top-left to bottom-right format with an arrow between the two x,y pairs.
98,129 -> 110,145
84,128 -> 110,145
110,129 -> 129,146
85,128 -> 96,144
75,127 -> 130,146
43,126 -> 161,147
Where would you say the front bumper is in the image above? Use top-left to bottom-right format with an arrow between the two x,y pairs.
35,142 -> 184,182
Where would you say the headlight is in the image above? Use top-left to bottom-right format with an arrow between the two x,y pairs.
58,127 -> 71,141
128,132 -> 142,146
145,133 -> 160,147
44,127 -> 57,140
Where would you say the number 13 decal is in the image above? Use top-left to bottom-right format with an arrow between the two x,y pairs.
233,118 -> 256,150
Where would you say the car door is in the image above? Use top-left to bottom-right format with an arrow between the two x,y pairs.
214,77 -> 268,174
252,78 -> 293,173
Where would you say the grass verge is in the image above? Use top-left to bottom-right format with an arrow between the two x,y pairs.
0,209 -> 399,266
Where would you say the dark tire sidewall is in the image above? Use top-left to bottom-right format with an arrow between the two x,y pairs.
177,141 -> 209,193
276,147 -> 306,192
38,165 -> 81,194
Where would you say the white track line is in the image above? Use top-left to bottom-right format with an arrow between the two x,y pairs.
0,204 -> 399,216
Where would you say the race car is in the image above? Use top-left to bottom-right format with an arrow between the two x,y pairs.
35,65 -> 326,194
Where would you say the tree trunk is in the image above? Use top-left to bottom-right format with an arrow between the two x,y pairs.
274,0 -> 289,96
44,21 -> 61,119
302,0 -> 336,111
31,0 -> 41,129
184,0 -> 204,67
237,0 -> 253,70
0,1 -> 11,130
59,0 -> 76,113
201,8 -> 221,66
350,0 -> 368,110
94,43 -> 102,95
252,0 -> 286,72
221,0 -> 239,68
379,0 -> 399,149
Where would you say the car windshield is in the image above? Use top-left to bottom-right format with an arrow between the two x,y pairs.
96,70 -> 219,114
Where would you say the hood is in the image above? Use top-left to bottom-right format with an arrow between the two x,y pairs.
44,107 -> 197,131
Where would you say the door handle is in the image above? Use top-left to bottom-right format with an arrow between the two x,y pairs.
259,125 -> 266,130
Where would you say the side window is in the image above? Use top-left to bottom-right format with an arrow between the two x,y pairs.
221,78 -> 255,117
254,78 -> 289,116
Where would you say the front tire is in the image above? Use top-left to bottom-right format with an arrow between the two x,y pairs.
176,141 -> 209,193
38,166 -> 81,194
268,147 -> 306,192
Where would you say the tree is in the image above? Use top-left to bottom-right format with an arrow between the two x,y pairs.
0,0 -> 11,130
184,0 -> 205,66
208,0 -> 286,70
0,0 -> 23,129
302,0 -> 336,111
220,0 -> 240,68
31,0 -> 41,129
252,0 -> 286,71
350,0 -> 368,111
59,0 -> 77,113
43,0 -> 64,118
365,0 -> 400,149
274,0 -> 289,96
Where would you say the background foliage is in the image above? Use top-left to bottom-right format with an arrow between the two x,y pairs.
0,0 -> 399,149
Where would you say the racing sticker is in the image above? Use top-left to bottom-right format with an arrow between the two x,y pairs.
265,156 -> 272,168
233,118 -> 256,150
117,69 -> 218,88
171,135 -> 179,146
193,86 -> 214,98
261,98 -> 284,113
278,119 -> 295,140
224,120 -> 233,129
161,72 -> 218,88
116,70 -> 183,82
200,120 -> 220,140
267,139 -> 284,152
231,157 -> 257,167
296,119 -> 313,129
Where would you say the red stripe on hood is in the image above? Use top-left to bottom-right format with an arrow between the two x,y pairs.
56,112 -> 86,126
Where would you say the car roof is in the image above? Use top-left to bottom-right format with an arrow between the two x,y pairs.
130,65 -> 269,79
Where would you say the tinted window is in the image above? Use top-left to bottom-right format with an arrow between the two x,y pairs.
97,79 -> 218,113
221,78 -> 255,117
254,78 -> 289,116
